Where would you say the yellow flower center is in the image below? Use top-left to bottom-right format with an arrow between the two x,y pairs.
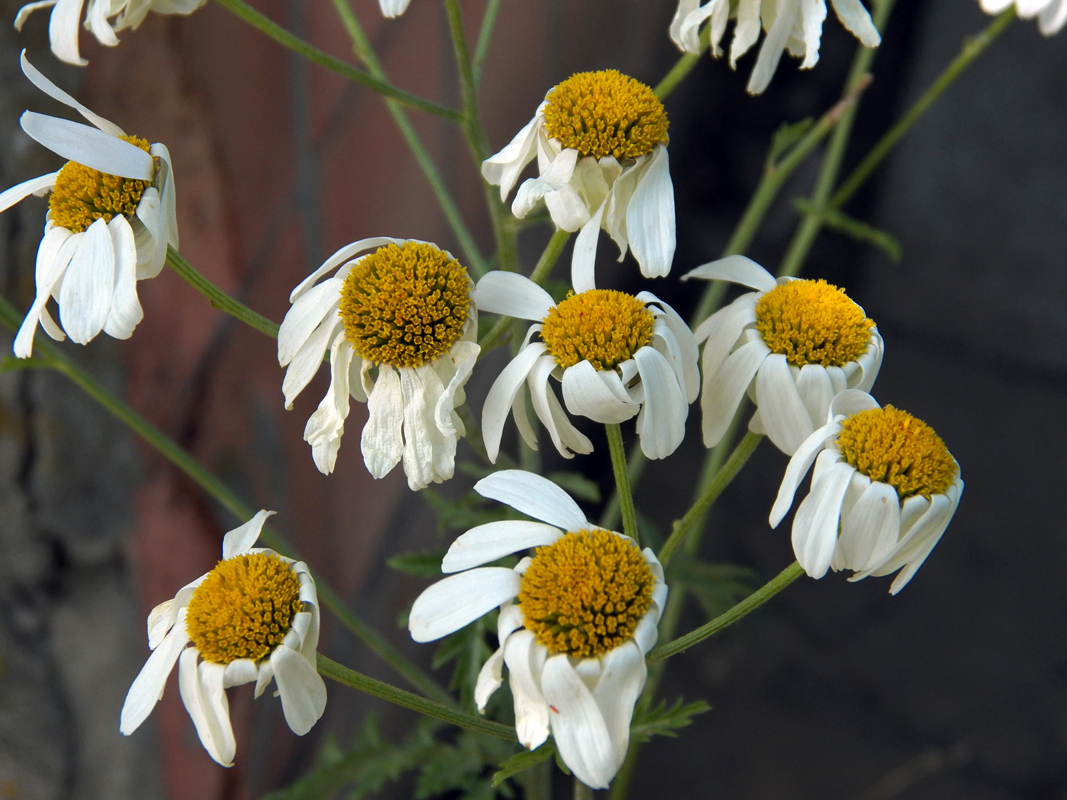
338,241 -> 471,368
754,279 -> 875,368
185,552 -> 303,664
541,70 -> 669,161
519,529 -> 654,659
836,406 -> 958,500
540,290 -> 655,371
48,135 -> 153,233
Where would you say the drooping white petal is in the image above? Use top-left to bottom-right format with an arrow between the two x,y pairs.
120,610 -> 190,735
513,148 -> 579,219
303,337 -> 356,474
149,143 -> 179,251
280,315 -> 341,410
221,509 -> 274,559
58,216 -> 115,344
632,347 -> 687,460
221,659 -> 259,689
755,354 -> 814,455
442,520 -> 563,573
475,647 -> 506,711
640,294 -> 699,401
625,146 -> 675,279
473,271 -> 555,321
792,459 -> 855,578
362,364 -> 405,479
289,237 -> 398,302
683,254 -> 777,292
570,201 -> 607,292
482,339 -> 546,462
701,339 -> 768,447
693,294 -> 758,383
504,630 -> 551,749
747,0 -> 802,94
14,226 -> 78,357
474,469 -> 590,532
21,113 -> 153,181
795,364 -> 835,432
0,171 -> 57,214
831,0 -> 881,46
829,388 -> 880,420
408,568 -> 521,642
181,656 -> 236,768
527,353 -> 593,459
561,361 -> 639,425
102,215 -> 142,339
482,113 -> 541,201
591,641 -> 646,775
378,0 -> 412,16
85,0 -> 119,46
271,646 -> 327,735
769,421 -> 839,527
131,185 -> 166,280
278,278 -> 342,367
838,480 -> 901,573
398,364 -> 448,490
541,655 -> 616,790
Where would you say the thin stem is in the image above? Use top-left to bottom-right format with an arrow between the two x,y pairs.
317,655 -> 514,739
647,562 -> 805,662
328,0 -> 488,275
477,228 -> 570,353
831,8 -> 1015,209
0,295 -> 453,706
166,247 -> 279,339
654,53 -> 700,101
598,450 -> 646,532
777,0 -> 895,279
213,0 -> 461,122
659,432 -> 762,566
472,0 -> 504,87
605,424 -> 638,545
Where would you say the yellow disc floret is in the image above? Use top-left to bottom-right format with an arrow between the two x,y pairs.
519,528 -> 654,659
540,290 -> 655,371
338,241 -> 471,368
48,135 -> 152,233
185,552 -> 303,664
754,279 -> 875,368
835,405 -> 958,500
542,70 -> 669,161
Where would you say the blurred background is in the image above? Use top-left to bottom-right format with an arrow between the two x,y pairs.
0,0 -> 1064,797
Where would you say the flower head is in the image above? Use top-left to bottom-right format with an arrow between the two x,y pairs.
408,470 -> 667,790
770,391 -> 963,594
979,0 -> 1067,33
15,0 -> 208,66
120,511 -> 326,766
0,53 -> 178,358
475,269 -> 698,462
278,238 -> 479,488
683,255 -> 883,455
482,70 -> 676,285
669,0 -> 881,94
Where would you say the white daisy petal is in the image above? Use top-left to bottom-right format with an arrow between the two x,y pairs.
542,655 -> 616,790
14,227 -> 78,357
21,113 -> 153,181
632,346 -> 687,459
408,568 -> 521,642
362,364 -> 405,479
838,480 -> 901,572
701,339 -> 767,447
682,254 -> 777,292
442,520 -> 564,573
504,630 -> 551,749
591,641 -> 647,774
271,646 -> 327,735
562,360 -> 639,425
481,113 -> 540,201
770,421 -> 839,527
473,271 -> 555,321
792,459 -> 854,578
378,0 -> 412,16
222,509 -> 275,559
831,0 -> 881,46
755,353 -> 815,455
474,470 -> 590,532
0,172 -> 57,214
475,647 -> 506,711
571,201 -> 608,292
482,339 -> 547,462
120,610 -> 190,735
101,215 -> 142,339
221,659 -> 259,689
625,146 -> 675,278
58,217 -> 115,344
178,654 -> 236,767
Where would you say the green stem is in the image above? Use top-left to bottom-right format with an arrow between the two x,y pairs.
654,53 -> 700,101
444,0 -> 516,276
647,562 -> 804,662
598,449 -> 646,532
213,0 -> 461,122
472,0 -> 504,87
659,432 -> 762,566
605,424 -> 638,545
317,654 -> 514,739
477,229 -> 570,353
0,295 -> 453,706
831,8 -> 1015,209
327,0 -> 487,275
777,0 -> 895,279
166,247 -> 279,339
573,778 -> 594,800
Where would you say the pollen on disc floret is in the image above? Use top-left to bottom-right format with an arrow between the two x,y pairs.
47,135 -> 153,232
518,529 -> 654,659
338,241 -> 472,369
754,279 -> 875,368
836,405 -> 958,500
185,552 -> 303,664
540,289 -> 655,371
542,69 -> 669,161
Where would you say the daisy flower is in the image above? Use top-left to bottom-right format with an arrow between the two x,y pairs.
1,51 -> 177,358
683,255 -> 883,456
475,269 -> 698,462
979,0 -> 1067,34
120,510 -> 327,766
669,0 -> 881,94
770,390 -> 964,594
15,0 -> 208,66
482,70 -> 675,285
409,470 -> 667,790
278,238 -> 479,489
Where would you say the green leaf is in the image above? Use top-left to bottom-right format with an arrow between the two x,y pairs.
630,698 -> 711,743
792,199 -> 903,261
767,118 -> 815,167
387,550 -> 448,578
492,743 -> 555,787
